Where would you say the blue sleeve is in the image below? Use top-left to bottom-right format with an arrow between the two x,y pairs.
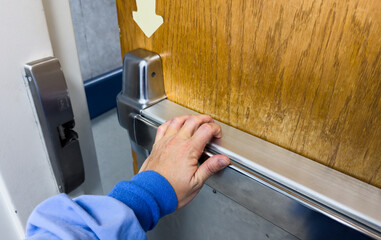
26,170 -> 178,239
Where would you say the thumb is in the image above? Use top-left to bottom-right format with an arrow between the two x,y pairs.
195,155 -> 230,184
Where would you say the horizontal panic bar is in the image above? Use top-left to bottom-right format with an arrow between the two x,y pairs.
132,114 -> 377,239
141,99 -> 381,237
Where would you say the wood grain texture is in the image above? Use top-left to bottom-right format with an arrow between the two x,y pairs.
116,0 -> 381,187
131,149 -> 138,175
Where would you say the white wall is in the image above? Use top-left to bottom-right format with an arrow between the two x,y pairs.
0,0 -> 104,238
42,0 -> 103,196
0,0 -> 59,238
0,185 -> 20,240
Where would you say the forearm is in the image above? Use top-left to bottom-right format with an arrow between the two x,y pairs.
108,170 -> 177,231
26,194 -> 146,240
26,171 -> 177,240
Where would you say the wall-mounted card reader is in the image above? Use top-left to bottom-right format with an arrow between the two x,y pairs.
25,57 -> 84,193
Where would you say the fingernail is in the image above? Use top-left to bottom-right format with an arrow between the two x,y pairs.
218,157 -> 230,168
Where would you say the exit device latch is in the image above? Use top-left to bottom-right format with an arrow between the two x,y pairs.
25,57 -> 85,193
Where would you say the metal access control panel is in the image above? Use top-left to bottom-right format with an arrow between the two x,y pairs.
25,57 -> 84,193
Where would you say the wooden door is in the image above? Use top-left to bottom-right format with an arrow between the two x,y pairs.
116,0 -> 381,188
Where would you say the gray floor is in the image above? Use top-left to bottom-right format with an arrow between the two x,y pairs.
91,108 -> 134,193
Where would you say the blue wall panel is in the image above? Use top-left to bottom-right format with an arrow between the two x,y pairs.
84,68 -> 122,119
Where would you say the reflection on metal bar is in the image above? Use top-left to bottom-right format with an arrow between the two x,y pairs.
116,49 -> 381,240
141,100 -> 381,239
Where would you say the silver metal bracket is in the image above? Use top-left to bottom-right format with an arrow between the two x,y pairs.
116,49 -> 166,156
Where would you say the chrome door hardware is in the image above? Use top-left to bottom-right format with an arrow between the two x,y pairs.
117,49 -> 381,239
117,48 -> 166,156
25,57 -> 84,193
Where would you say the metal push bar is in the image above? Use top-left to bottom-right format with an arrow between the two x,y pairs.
117,49 -> 381,239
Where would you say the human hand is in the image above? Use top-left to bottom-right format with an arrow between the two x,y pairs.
139,115 -> 230,209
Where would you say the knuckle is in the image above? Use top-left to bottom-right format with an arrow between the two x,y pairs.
190,116 -> 202,125
171,117 -> 182,124
171,118 -> 178,124
201,114 -> 212,121
200,123 -> 214,132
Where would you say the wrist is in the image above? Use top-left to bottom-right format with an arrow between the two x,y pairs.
108,171 -> 177,231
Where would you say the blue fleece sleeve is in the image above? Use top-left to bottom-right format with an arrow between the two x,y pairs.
26,194 -> 146,240
108,170 -> 178,231
26,170 -> 178,239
